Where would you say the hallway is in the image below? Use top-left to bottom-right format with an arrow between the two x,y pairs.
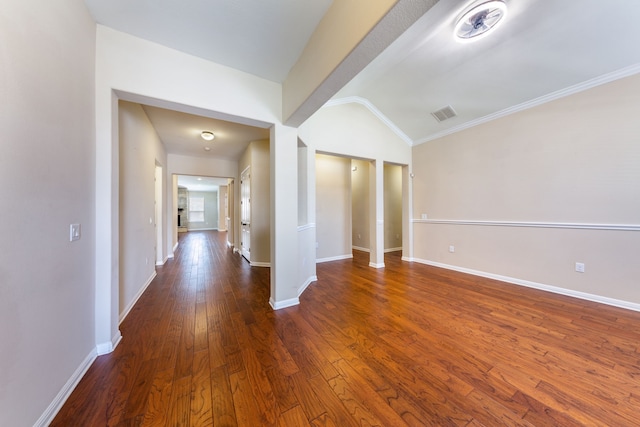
52,231 -> 640,426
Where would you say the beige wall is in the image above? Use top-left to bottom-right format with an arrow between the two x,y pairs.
239,139 -> 271,265
316,154 -> 352,260
412,73 -> 640,305
0,1 -> 97,425
351,159 -> 370,251
118,101 -> 167,320
384,163 -> 402,251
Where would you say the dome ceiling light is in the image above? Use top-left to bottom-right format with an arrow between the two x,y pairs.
201,130 -> 215,141
454,1 -> 507,42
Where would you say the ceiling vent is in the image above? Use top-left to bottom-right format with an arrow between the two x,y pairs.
431,105 -> 457,122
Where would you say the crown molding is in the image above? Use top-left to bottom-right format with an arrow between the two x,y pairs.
415,63 -> 640,145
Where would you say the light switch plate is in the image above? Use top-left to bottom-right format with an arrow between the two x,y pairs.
70,224 -> 81,241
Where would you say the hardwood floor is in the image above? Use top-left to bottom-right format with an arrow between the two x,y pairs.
52,230 -> 640,426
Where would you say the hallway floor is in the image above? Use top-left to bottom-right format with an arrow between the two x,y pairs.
52,230 -> 640,426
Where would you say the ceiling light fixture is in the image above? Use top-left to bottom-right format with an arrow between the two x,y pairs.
201,130 -> 215,141
454,1 -> 507,43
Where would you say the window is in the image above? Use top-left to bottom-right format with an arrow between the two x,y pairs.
189,196 -> 205,222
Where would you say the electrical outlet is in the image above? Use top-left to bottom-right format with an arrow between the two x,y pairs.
449,245 -> 455,253
575,262 -> 585,273
70,224 -> 81,241
421,213 -> 428,220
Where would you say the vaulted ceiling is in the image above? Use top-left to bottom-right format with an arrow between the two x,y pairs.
87,0 -> 640,157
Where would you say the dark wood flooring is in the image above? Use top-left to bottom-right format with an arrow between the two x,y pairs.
52,230 -> 640,426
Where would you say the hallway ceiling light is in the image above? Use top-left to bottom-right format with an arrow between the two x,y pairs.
454,1 -> 507,43
201,130 -> 215,141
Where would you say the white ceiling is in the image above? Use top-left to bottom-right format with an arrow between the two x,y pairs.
89,0 -> 640,156
335,0 -> 640,144
142,105 -> 269,159
178,175 -> 228,193
84,0 -> 332,83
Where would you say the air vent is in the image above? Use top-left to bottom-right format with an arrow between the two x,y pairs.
431,105 -> 457,122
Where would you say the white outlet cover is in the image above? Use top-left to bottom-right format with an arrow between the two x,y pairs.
449,245 -> 455,253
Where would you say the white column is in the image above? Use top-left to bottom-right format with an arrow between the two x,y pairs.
269,123 -> 300,309
95,89 -> 122,354
369,159 -> 385,268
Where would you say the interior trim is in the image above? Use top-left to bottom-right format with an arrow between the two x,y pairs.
298,275 -> 318,297
409,257 -> 640,313
317,254 -> 353,263
34,349 -> 97,427
119,271 -> 157,325
269,297 -> 300,310
415,63 -> 640,145
412,219 -> 640,231
297,223 -> 316,232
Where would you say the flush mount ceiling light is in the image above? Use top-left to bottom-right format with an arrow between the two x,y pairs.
454,1 -> 507,42
200,130 -> 215,141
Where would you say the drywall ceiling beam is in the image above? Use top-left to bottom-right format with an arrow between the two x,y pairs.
282,0 -> 438,127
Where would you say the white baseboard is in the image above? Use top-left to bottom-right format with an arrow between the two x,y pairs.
34,349 -> 97,427
369,262 -> 385,268
298,275 -> 318,297
384,247 -> 402,253
96,330 -> 122,356
410,257 -> 640,313
317,254 -> 353,263
269,297 -> 300,310
352,246 -> 370,252
155,256 -> 169,266
169,241 -> 179,259
250,261 -> 271,268
119,271 -> 157,325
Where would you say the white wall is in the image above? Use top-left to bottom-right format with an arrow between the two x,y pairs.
302,102 -> 411,163
316,154 -> 352,261
412,72 -> 640,307
0,1 -> 97,425
95,25 -> 300,348
118,101 -> 167,321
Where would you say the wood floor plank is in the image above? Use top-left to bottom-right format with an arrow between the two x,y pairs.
51,231 -> 640,427
189,350 -> 213,426
210,365 -> 238,427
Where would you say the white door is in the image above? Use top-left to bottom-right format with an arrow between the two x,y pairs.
240,167 -> 251,261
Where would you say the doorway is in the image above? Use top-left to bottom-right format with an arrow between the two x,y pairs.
240,166 -> 251,261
